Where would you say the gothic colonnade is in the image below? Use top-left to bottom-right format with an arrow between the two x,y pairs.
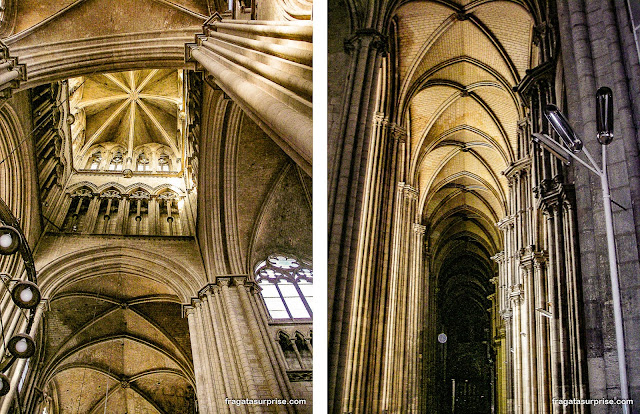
328,0 -> 593,412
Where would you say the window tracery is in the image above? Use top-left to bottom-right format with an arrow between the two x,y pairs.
158,191 -> 180,235
109,150 -> 124,171
158,154 -> 171,172
63,187 -> 93,232
98,189 -> 122,233
87,151 -> 102,170
255,254 -> 313,320
136,153 -> 150,171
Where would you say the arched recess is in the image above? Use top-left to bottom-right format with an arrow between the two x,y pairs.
32,245 -> 203,413
4,0 -> 207,89
36,245 -> 204,301
0,101 -> 41,244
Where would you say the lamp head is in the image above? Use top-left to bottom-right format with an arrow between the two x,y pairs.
544,104 -> 583,153
0,225 -> 20,255
11,281 -> 41,309
596,87 -> 614,145
7,334 -> 35,358
531,133 -> 571,165
0,373 -> 9,396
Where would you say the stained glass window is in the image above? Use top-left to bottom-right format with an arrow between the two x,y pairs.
255,254 -> 313,320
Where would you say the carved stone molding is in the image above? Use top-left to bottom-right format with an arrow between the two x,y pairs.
389,123 -> 407,143
195,275 -> 252,300
344,28 -> 388,55
287,370 -> 312,382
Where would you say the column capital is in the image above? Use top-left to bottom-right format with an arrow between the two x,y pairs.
490,251 -> 504,263
509,284 -> 524,304
344,28 -> 388,54
500,309 -> 513,321
196,275 -> 252,297
0,41 -> 26,99
496,215 -> 515,230
389,123 -> 407,143
412,223 -> 426,235
373,111 -> 389,127
182,303 -> 198,318
402,184 -> 418,200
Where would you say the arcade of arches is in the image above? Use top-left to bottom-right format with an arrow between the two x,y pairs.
329,0 -> 640,413
0,0 -> 312,413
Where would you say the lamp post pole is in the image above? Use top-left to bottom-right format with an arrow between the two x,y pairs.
532,87 -> 629,413
599,145 -> 629,410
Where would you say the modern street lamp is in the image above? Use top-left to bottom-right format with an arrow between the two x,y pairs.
532,87 -> 629,413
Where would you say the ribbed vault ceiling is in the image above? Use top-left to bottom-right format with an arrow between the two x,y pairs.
394,2 -> 534,389
41,273 -> 194,413
69,69 -> 183,170
395,0 -> 534,262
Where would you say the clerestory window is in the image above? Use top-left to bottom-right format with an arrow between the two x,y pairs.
158,154 -> 171,172
88,151 -> 102,170
137,153 -> 150,171
109,150 -> 124,171
255,255 -> 313,320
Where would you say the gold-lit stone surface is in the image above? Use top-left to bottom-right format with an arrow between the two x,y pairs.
69,69 -> 183,170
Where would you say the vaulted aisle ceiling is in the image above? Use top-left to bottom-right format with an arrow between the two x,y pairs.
392,2 -> 535,408
394,0 -> 535,256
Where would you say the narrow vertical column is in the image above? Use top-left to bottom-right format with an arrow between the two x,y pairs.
120,197 -> 130,234
219,279 -> 260,408
328,28 -> 388,414
380,182 -> 408,411
185,305 -> 211,414
85,195 -> 100,232
198,293 -> 232,412
409,223 -> 425,413
524,261 -> 538,413
148,196 -> 158,235
544,209 -> 561,414
206,285 -> 245,406
510,289 -> 523,414
534,255 -> 549,413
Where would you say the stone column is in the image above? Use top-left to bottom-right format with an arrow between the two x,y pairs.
85,195 -> 100,232
327,25 -> 389,413
408,223 -> 425,412
186,277 -> 293,413
186,16 -> 312,174
533,254 -> 550,413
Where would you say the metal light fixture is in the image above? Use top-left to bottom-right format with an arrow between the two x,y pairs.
11,281 -> 41,309
532,133 -> 571,165
0,197 -> 42,400
544,104 -> 583,152
596,87 -> 614,145
533,90 -> 629,414
0,225 -> 20,255
0,374 -> 9,397
7,334 -> 35,359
